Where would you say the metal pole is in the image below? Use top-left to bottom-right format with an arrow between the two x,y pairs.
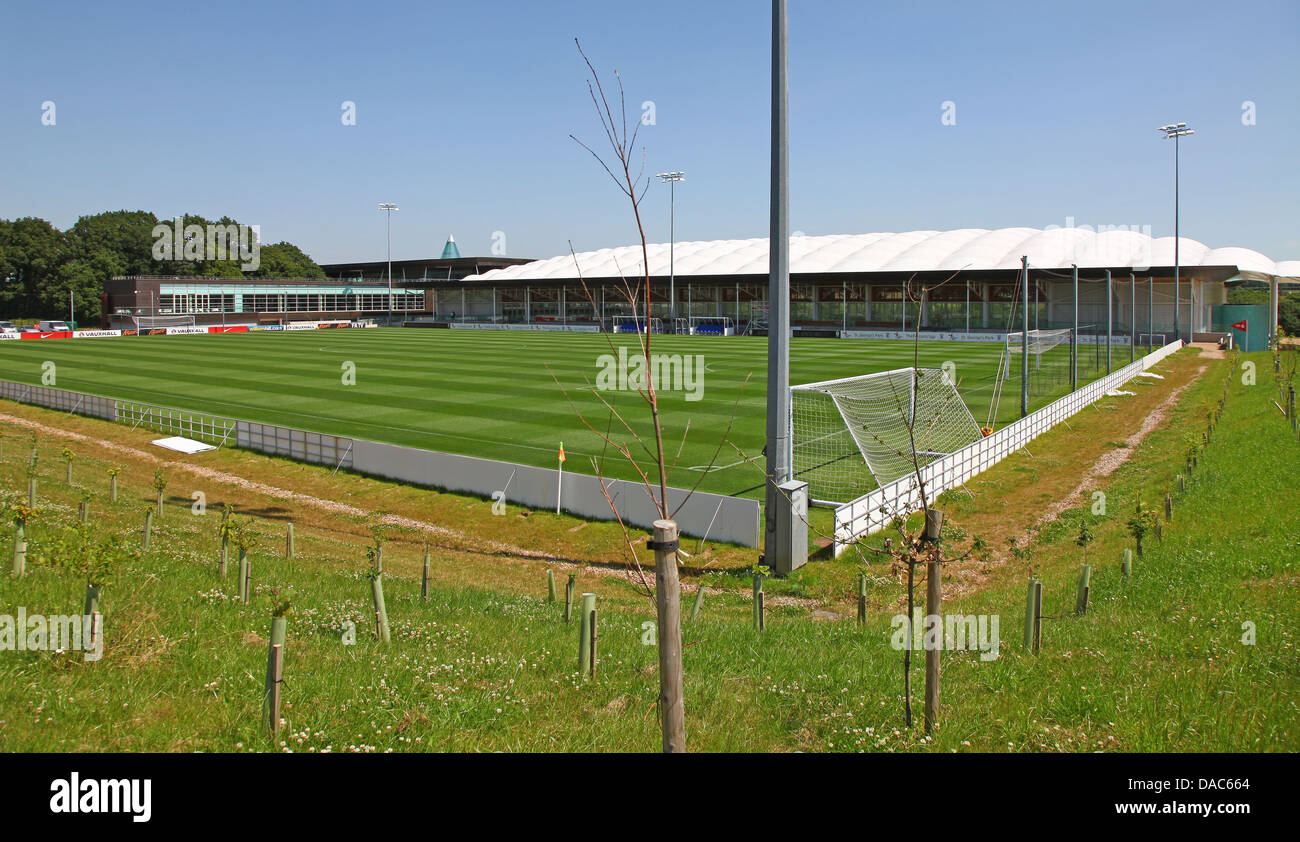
1174,133 -> 1181,344
1129,272 -> 1136,363
764,0 -> 791,560
1021,257 -> 1029,418
387,210 -> 392,326
1148,275 -> 1154,352
670,178 -> 676,327
1105,269 -> 1112,373
1071,265 -> 1078,391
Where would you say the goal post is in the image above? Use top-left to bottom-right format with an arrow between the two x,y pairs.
791,367 -> 984,505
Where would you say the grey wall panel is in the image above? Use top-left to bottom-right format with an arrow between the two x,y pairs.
351,439 -> 759,547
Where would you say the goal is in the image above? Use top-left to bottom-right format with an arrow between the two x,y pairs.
613,316 -> 663,334
1137,333 -> 1166,349
687,316 -> 734,336
791,367 -> 983,505
132,314 -> 196,332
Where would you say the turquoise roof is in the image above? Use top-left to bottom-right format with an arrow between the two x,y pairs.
440,235 -> 461,260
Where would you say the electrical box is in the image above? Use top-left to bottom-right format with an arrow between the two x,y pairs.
769,479 -> 808,576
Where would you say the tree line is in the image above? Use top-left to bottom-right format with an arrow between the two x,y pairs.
0,210 -> 324,323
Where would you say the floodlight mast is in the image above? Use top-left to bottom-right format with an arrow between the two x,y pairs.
1158,123 -> 1193,343
379,203 -> 399,326
657,172 -> 685,328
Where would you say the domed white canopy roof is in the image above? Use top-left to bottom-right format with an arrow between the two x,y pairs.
467,227 -> 1299,282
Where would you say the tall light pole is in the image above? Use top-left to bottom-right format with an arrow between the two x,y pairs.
379,203 -> 399,325
657,171 -> 685,329
1159,123 -> 1193,343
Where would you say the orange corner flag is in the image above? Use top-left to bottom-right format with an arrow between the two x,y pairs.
558,443 -> 566,464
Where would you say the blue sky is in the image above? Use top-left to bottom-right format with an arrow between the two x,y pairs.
1,0 -> 1296,265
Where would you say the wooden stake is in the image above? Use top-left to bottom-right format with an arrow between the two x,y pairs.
109,473 -> 117,503
27,477 -> 35,507
285,523 -> 294,559
545,569 -> 555,603
857,572 -> 867,625
1023,579 -> 1036,650
1164,494 -> 1173,523
1074,564 -> 1091,616
1032,581 -> 1043,653
578,592 -> 596,676
1121,548 -> 1132,580
78,500 -> 88,523
652,519 -> 686,753
757,591 -> 766,631
1179,475 -> 1186,494
564,574 -> 575,623
422,553 -> 431,600
219,535 -> 228,579
752,573 -> 764,631
590,608 -> 598,678
242,560 -> 253,605
924,554 -> 941,733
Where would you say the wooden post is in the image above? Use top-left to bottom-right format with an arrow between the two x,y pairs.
689,585 -> 705,622
1164,494 -> 1173,523
578,592 -> 596,676
371,574 -> 390,643
1032,581 -> 1043,653
652,519 -> 686,753
141,509 -> 153,552
219,534 -> 228,579
263,616 -> 287,733
857,572 -> 867,625
545,569 -> 556,603
27,477 -> 35,507
264,644 -> 284,735
285,523 -> 294,559
1074,564 -> 1091,616
752,574 -> 764,631
1023,578 -> 1037,650
564,574 -> 575,623
422,552 -> 431,600
155,487 -> 164,518
1178,475 -> 1186,494
109,473 -> 117,503
66,460 -> 72,485
12,521 -> 26,576
1291,386 -> 1296,432
78,500 -> 88,523
242,560 -> 253,605
1121,548 -> 1132,580
924,553 -> 941,733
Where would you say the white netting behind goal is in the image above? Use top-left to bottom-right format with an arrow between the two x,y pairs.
132,314 -> 196,329
1006,328 -> 1071,356
792,367 -> 984,505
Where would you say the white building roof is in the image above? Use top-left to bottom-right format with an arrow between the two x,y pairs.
466,227 -> 1300,283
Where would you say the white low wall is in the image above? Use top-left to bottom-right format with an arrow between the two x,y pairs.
832,340 -> 1185,554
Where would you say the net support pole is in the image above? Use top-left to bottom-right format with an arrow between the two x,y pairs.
764,0 -> 804,576
1148,275 -> 1154,353
1129,272 -> 1136,363
1071,264 -> 1079,392
1021,256 -> 1029,418
1105,269 -> 1112,374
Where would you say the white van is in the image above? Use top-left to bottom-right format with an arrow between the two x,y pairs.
38,320 -> 71,332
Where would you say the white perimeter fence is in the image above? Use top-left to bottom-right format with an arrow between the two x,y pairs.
832,340 -> 1185,555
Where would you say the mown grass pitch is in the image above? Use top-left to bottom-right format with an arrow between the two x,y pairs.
0,329 -> 1099,498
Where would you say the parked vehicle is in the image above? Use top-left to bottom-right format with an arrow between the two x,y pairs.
0,321 -> 17,334
38,320 -> 71,332
18,325 -> 40,334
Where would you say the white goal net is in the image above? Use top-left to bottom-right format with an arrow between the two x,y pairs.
791,367 -> 983,505
132,314 -> 196,330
